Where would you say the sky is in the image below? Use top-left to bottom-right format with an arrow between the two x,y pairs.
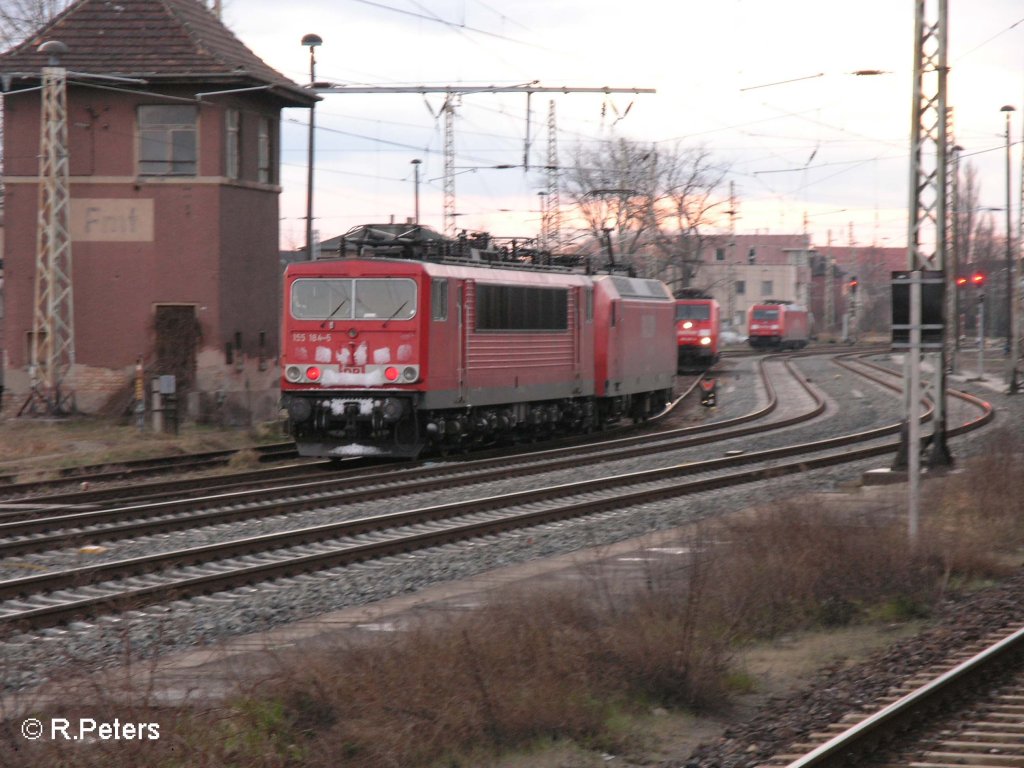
219,0 -> 1024,253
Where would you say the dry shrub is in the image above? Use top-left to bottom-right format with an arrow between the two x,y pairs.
919,428 -> 1024,576
226,448 -> 262,470
213,569 -> 732,768
696,501 -> 957,642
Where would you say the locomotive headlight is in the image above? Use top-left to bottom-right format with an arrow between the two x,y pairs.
401,365 -> 419,382
700,337 -> 712,346
683,321 -> 693,329
285,365 -> 302,382
305,366 -> 322,382
384,366 -> 401,382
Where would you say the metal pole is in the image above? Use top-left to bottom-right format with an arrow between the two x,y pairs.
302,33 -> 322,261
978,293 -> 985,378
909,272 -> 921,545
1002,104 -> 1020,391
411,158 -> 421,224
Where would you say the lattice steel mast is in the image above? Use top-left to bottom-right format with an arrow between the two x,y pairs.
546,99 -> 561,252
895,0 -> 951,468
24,40 -> 75,416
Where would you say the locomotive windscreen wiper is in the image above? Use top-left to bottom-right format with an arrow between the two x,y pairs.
382,301 -> 409,327
321,297 -> 348,327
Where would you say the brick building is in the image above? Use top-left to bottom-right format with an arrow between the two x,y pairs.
0,0 -> 315,420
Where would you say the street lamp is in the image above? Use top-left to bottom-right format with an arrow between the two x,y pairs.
410,159 -> 421,225
1000,104 -> 1018,391
302,33 -> 322,261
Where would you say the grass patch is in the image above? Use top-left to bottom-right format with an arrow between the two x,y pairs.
3,433 -> 1023,766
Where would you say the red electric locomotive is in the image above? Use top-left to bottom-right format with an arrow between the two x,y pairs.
280,257 -> 676,459
746,301 -> 810,350
673,293 -> 720,372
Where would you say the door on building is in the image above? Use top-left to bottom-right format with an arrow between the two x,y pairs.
153,304 -> 199,391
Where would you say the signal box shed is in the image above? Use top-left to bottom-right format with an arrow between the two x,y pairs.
0,0 -> 316,421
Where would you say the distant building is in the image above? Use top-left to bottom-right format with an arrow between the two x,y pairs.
0,0 -> 315,421
660,233 -> 905,337
679,234 -> 814,334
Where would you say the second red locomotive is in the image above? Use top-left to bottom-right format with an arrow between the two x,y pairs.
746,301 -> 811,350
280,255 -> 677,458
674,292 -> 720,372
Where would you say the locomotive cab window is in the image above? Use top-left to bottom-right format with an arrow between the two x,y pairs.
676,304 -> 711,321
355,279 -> 416,320
291,278 -> 416,321
752,308 -> 780,321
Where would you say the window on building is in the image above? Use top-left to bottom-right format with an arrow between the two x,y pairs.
735,280 -> 746,295
761,280 -> 773,296
715,247 -> 725,261
225,109 -> 240,180
258,117 -> 274,183
138,105 -> 198,175
748,247 -> 757,264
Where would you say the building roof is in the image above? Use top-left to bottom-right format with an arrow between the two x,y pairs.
0,0 -> 315,107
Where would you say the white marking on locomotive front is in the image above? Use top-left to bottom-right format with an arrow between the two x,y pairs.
397,344 -> 412,361
338,347 -> 352,366
354,342 -> 368,366
320,368 -> 387,386
315,346 -> 332,363
373,347 -> 391,364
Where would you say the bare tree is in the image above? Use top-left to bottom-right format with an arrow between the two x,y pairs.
646,143 -> 728,287
560,136 -> 728,283
0,0 -> 71,49
562,137 -> 661,272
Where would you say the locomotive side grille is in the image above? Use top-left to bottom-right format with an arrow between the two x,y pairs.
464,284 -> 578,369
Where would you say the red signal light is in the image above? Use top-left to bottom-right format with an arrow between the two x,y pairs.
971,273 -> 985,285
306,366 -> 321,381
384,366 -> 400,382
956,277 -> 968,287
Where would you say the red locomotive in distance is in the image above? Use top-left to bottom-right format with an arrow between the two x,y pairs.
280,234 -> 677,459
747,300 -> 811,350
674,291 -> 720,372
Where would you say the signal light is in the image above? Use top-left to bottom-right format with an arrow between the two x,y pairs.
971,272 -> 985,286
849,276 -> 858,291
956,276 -> 968,287
384,366 -> 400,382
305,366 -> 321,382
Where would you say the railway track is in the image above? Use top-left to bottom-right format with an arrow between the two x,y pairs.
0,358 -> 799,554
0,374 -> 709,507
0,440 -> 304,498
764,622 -> 1024,768
0,352 -> 992,638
